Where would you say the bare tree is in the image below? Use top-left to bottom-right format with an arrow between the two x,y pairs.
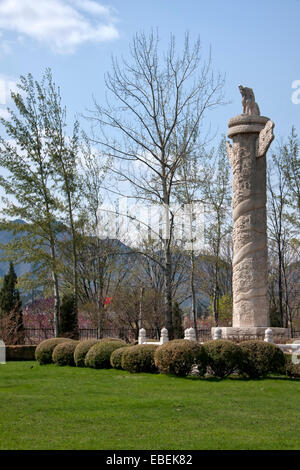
267,138 -> 300,333
77,137 -> 113,337
89,31 -> 225,338
201,137 -> 232,326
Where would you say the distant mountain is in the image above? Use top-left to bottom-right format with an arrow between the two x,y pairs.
0,220 -> 32,279
0,220 -> 213,315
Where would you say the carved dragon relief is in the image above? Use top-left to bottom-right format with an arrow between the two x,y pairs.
256,119 -> 275,157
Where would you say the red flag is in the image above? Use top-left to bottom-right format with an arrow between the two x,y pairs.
104,297 -> 112,306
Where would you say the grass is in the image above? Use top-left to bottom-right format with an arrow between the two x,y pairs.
0,361 -> 300,450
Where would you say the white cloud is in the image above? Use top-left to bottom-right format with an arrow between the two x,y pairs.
71,0 -> 113,16
0,0 -> 119,54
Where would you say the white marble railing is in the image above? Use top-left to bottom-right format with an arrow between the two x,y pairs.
138,327 -> 300,355
138,327 -> 198,345
212,326 -> 300,354
138,328 -> 169,345
0,340 -> 6,364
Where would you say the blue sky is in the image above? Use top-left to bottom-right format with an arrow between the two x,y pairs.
0,0 -> 299,145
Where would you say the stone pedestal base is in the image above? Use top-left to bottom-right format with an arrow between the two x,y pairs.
211,327 -> 289,341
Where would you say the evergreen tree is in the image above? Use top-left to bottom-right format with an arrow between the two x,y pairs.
172,301 -> 184,339
0,262 -> 25,344
0,262 -> 20,317
59,293 -> 79,339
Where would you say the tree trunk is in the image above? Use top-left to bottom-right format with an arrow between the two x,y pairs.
164,244 -> 173,339
277,241 -> 284,327
52,268 -> 60,337
190,249 -> 198,340
97,283 -> 104,339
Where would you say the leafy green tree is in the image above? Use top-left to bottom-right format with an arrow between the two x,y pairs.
218,293 -> 232,326
48,73 -> 80,335
0,70 -> 67,336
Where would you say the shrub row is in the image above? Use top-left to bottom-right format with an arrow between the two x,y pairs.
35,337 -> 129,368
35,337 -> 293,380
109,340 -> 288,379
153,339 -> 286,378
203,340 -> 285,378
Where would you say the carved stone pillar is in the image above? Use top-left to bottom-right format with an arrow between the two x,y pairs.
211,107 -> 288,340
227,114 -> 272,328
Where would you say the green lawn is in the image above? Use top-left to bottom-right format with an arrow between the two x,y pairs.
0,361 -> 299,450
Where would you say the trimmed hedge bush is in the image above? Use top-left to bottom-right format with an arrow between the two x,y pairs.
52,341 -> 79,366
35,338 -> 72,365
154,339 -> 207,377
74,340 -> 99,367
121,344 -> 158,373
6,345 -> 36,361
203,340 -> 243,378
285,354 -> 300,378
85,339 -> 126,369
239,340 -> 285,378
110,346 -> 130,369
100,337 -> 126,343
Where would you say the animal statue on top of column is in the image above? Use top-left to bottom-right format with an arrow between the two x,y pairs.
238,85 -> 260,116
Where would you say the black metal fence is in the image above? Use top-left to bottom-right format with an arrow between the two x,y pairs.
196,329 -> 212,342
23,328 -> 137,344
24,328 -> 54,344
23,327 -> 213,344
23,327 -> 299,345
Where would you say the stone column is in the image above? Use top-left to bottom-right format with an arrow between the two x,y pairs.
228,114 -> 272,330
211,97 -> 288,340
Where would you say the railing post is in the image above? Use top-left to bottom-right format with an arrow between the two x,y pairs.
213,327 -> 222,340
138,328 -> 147,345
184,327 -> 196,341
160,327 -> 169,345
264,328 -> 274,343
0,340 -> 6,364
189,327 -> 196,341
